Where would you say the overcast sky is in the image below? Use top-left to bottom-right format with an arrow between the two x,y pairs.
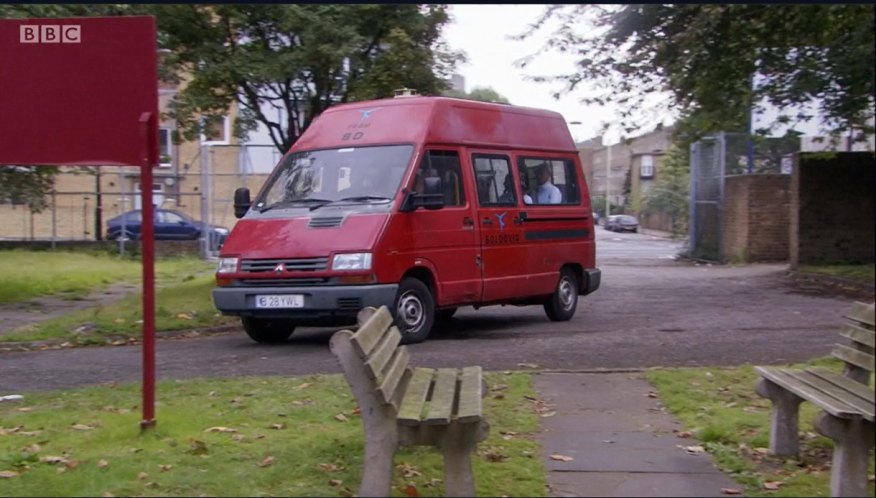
443,4 -> 627,143
443,4 -> 830,142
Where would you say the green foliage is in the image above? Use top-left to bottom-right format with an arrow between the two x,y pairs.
641,143 -> 690,236
0,166 -> 57,214
0,373 -> 545,497
444,86 -> 512,104
520,5 -> 875,142
153,4 -> 465,152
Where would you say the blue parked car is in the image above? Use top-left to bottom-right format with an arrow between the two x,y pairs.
106,209 -> 229,249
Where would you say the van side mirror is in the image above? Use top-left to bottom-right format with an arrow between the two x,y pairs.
399,191 -> 445,212
233,188 -> 251,219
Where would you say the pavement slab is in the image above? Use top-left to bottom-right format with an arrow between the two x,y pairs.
534,372 -> 741,497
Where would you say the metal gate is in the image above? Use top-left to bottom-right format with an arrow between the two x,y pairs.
689,134 -> 725,261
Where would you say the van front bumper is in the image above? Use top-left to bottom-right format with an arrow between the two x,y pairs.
212,284 -> 399,322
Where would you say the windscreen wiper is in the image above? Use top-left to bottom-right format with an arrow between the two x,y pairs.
259,198 -> 332,213
309,196 -> 391,211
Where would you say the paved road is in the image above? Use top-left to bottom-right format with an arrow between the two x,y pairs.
0,228 -> 868,394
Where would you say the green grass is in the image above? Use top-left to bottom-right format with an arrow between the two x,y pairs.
0,372 -> 545,497
0,250 -> 215,304
1,277 -> 234,344
798,263 -> 875,283
646,358 -> 875,497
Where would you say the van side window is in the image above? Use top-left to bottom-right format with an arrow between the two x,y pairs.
472,154 -> 515,206
517,157 -> 581,205
414,150 -> 465,206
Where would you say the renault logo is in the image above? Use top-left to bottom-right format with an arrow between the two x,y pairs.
274,263 -> 285,274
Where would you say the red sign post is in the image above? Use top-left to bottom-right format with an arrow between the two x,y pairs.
0,16 -> 160,429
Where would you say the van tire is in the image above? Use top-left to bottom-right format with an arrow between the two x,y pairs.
544,268 -> 578,322
393,277 -> 435,344
241,317 -> 296,344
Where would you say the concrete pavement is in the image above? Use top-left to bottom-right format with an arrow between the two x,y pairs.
534,372 -> 741,497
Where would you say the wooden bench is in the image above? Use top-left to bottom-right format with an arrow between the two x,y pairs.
755,301 -> 875,497
329,306 -> 490,497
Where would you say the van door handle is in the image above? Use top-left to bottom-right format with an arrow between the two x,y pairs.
481,218 -> 493,226
514,211 -> 528,224
462,217 -> 474,227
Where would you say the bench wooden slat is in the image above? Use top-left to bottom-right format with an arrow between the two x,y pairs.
351,306 -> 395,358
363,326 -> 402,380
839,323 -> 876,349
376,346 -> 410,406
847,301 -> 875,328
754,367 -> 863,419
831,343 -> 875,373
397,368 -> 435,426
424,368 -> 458,425
456,366 -> 483,423
805,368 -> 875,421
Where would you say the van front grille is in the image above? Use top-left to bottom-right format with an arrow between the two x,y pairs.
240,257 -> 328,273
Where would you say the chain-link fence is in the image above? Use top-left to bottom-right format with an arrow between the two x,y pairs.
0,144 -> 277,258
688,132 -> 800,261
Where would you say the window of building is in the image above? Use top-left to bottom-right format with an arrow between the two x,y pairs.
158,128 -> 172,168
640,154 -> 654,178
202,115 -> 229,144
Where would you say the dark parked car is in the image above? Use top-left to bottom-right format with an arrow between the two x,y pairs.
605,214 -> 639,233
106,209 -> 229,249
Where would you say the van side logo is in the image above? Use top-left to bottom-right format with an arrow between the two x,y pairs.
357,108 -> 382,122
494,212 -> 507,230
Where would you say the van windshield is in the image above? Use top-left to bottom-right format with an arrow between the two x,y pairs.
255,145 -> 414,211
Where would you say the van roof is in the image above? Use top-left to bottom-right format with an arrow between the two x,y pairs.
293,96 -> 578,153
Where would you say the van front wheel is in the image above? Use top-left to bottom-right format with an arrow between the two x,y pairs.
544,268 -> 578,321
393,278 -> 435,344
241,317 -> 296,344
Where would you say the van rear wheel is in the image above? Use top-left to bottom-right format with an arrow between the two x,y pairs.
544,268 -> 579,321
393,277 -> 435,344
241,317 -> 296,344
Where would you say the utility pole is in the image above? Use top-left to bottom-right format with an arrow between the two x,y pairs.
605,142 -> 612,217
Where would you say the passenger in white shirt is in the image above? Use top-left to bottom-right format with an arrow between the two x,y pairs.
529,163 -> 562,204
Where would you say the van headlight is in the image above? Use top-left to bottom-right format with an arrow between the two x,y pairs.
216,257 -> 239,274
332,253 -> 372,271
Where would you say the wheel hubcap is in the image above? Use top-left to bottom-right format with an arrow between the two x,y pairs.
397,291 -> 424,332
558,277 -> 575,311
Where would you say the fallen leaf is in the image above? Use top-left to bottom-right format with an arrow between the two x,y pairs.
491,384 -> 509,392
328,479 -> 343,487
231,434 -> 245,442
22,443 -> 41,454
204,426 -> 237,433
296,383 -> 311,390
335,413 -> 348,422
145,482 -> 159,488
188,439 -> 208,455
97,459 -> 109,468
137,472 -> 149,480
721,488 -> 742,495
71,423 -> 96,431
681,445 -> 705,454
550,454 -> 574,462
270,423 -> 286,430
763,481 -> 782,490
403,483 -> 419,497
176,313 -> 193,320
647,391 -> 658,398
318,463 -> 341,472
424,478 -> 442,488
0,471 -> 18,478
675,431 -> 694,438
483,450 -> 508,462
540,411 -> 557,418
101,492 -> 114,497
17,408 -> 33,413
41,456 -> 69,465
351,407 -> 361,416
754,447 -> 770,455
258,456 -> 274,468
158,464 -> 172,472
868,474 -> 875,483
517,363 -> 539,369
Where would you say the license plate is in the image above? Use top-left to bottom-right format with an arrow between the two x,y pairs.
255,294 -> 304,309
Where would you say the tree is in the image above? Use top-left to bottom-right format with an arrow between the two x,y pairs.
444,86 -> 511,104
0,166 -> 57,214
641,143 -> 690,237
154,4 -> 465,152
518,5 -> 875,143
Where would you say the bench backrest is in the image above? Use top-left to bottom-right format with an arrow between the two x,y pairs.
836,301 -> 875,385
345,306 -> 411,409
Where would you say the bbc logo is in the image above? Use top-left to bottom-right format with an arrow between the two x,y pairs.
20,25 -> 81,44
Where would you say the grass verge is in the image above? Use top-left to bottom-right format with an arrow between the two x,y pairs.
0,250 -> 215,304
646,358 -> 875,497
0,372 -> 546,497
798,263 -> 875,284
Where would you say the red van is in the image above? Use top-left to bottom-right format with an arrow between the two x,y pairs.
213,96 -> 600,344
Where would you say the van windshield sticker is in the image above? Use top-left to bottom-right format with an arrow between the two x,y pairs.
338,148 -> 355,153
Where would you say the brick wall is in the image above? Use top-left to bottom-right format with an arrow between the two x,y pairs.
722,175 -> 791,262
790,152 -> 875,267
